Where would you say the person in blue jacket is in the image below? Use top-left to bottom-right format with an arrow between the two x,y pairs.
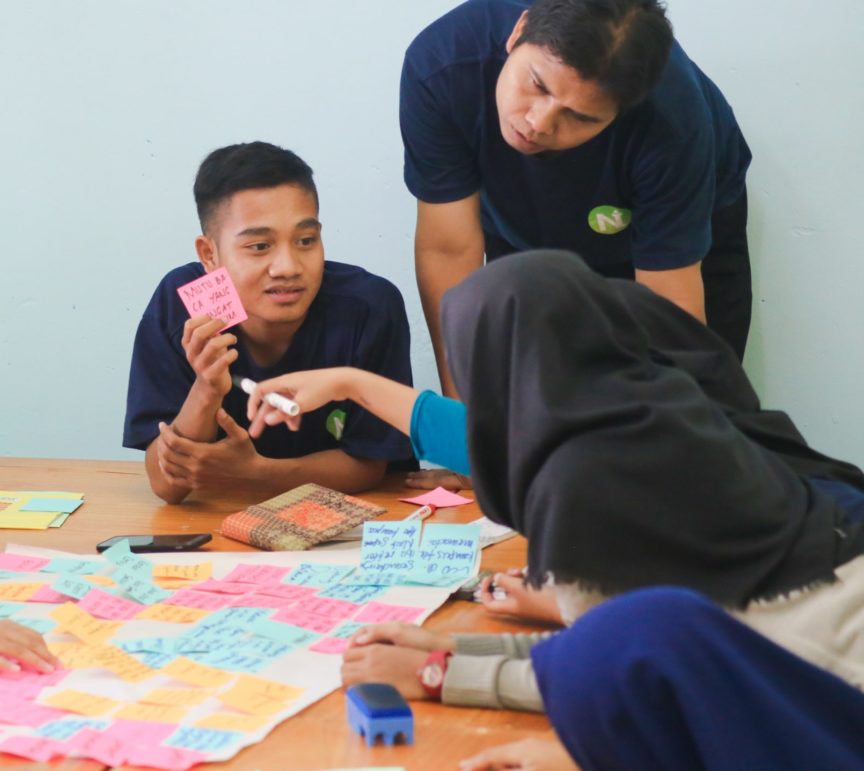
402,0 -> 752,410
246,250 -> 864,769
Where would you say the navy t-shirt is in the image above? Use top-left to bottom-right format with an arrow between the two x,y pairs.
400,0 -> 752,273
123,261 -> 414,462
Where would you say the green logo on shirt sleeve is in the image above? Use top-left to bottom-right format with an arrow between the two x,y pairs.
588,205 -> 632,235
326,409 -> 347,441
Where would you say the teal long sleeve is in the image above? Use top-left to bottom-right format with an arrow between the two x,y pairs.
409,391 -> 470,476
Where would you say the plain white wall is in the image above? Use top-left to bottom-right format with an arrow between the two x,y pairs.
1,1 -> 862,468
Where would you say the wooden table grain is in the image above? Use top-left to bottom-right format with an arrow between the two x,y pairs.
0,459 -> 553,771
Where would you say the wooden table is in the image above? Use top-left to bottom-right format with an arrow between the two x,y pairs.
0,458 -> 553,770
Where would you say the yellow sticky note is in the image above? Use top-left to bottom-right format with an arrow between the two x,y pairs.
115,703 -> 187,723
50,603 -> 121,645
162,657 -> 233,688
48,642 -> 106,670
140,687 -> 214,707
93,645 -> 156,683
136,604 -> 211,624
196,711 -> 272,732
42,689 -> 120,717
219,674 -> 304,716
152,562 -> 213,581
0,583 -> 41,601
0,512 -> 59,530
153,577 -> 196,590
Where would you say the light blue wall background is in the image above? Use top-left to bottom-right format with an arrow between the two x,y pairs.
2,1 -> 862,468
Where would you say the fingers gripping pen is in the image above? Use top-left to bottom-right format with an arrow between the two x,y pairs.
232,375 -> 300,417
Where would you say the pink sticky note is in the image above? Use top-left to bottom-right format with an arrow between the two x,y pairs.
103,719 -> 177,746
309,636 -> 351,655
61,728 -> 128,767
254,583 -> 318,601
0,735 -> 62,762
176,266 -> 248,331
222,563 -> 293,584
0,554 -> 50,572
28,584 -> 73,603
354,601 -> 425,624
0,701 -> 68,727
77,587 -> 145,620
125,744 -> 208,771
399,486 -> 474,508
294,595 -> 359,620
230,593 -> 298,609
270,607 -> 341,634
163,588 -> 238,610
194,578 -> 256,595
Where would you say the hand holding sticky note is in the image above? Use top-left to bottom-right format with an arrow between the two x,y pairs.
177,267 -> 248,331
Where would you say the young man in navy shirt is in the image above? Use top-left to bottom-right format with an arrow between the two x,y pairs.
402,0 -> 752,399
124,142 -> 413,503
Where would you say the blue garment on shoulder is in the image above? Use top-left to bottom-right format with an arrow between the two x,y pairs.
532,588 -> 864,771
409,391 -> 470,476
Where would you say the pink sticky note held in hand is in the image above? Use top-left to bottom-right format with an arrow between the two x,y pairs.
176,267 -> 248,331
400,486 -> 474,508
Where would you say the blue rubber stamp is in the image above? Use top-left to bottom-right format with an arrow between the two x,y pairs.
346,683 -> 414,746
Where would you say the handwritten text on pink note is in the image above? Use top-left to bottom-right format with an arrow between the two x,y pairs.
0,554 -> 50,572
270,607 -> 341,634
222,563 -> 293,584
77,588 -> 145,620
163,589 -> 238,611
294,596 -> 358,620
354,601 -> 425,624
176,267 -> 248,331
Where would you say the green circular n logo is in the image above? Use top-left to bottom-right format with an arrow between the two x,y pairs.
588,206 -> 632,235
326,409 -> 347,441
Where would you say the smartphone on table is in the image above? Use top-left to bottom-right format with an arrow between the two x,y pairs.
95,534 -> 212,554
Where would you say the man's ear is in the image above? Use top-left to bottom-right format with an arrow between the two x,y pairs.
195,235 -> 218,272
505,11 -> 529,54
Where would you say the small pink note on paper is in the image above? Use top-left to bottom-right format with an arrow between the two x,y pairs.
354,601 -> 425,624
399,486 -> 474,508
270,606 -> 341,634
176,266 -> 248,331
77,588 -> 145,620
223,563 -> 292,584
0,553 -> 50,572
0,735 -> 62,762
27,585 -> 73,604
309,636 -> 351,655
125,744 -> 207,771
163,588 -> 238,610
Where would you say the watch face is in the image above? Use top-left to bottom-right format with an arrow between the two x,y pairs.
421,663 -> 444,689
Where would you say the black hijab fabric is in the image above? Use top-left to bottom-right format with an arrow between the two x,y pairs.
442,251 -> 864,606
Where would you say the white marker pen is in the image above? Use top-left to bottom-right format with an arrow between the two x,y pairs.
232,375 -> 300,417
404,505 -> 434,522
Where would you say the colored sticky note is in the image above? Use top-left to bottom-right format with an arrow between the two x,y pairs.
92,645 -> 156,682
49,602 -> 121,645
293,595 -> 359,620
189,649 -> 269,674
62,727 -> 127,767
317,582 -> 388,604
42,689 -> 121,716
102,539 -> 151,573
140,687 -> 214,707
113,566 -> 171,605
228,592 -> 297,609
359,520 -> 421,579
77,587 -> 144,620
231,636 -> 293,659
164,588 -> 238,610
20,498 -> 82,514
153,562 -> 213,581
124,744 -> 207,771
114,703 -> 188,723
223,563 -> 293,584
269,606 -> 341,634
196,711 -> 271,732
354,601 -> 425,624
0,553 -> 50,571
102,718 -> 178,745
309,636 -> 351,655
162,656 -> 234,687
27,584 -> 72,603
176,266 -> 248,330
218,674 -> 303,716
0,511 -> 59,529
410,522 -> 481,585
0,735 -> 62,762
13,617 -> 57,635
193,578 -> 257,595
400,486 -> 475,508
284,562 -> 355,587
119,636 -> 177,655
51,574 -> 94,600
166,726 -> 243,752
36,718 -> 109,741
0,583 -> 41,601
249,618 -> 320,648
41,557 -> 103,575
135,603 -> 211,624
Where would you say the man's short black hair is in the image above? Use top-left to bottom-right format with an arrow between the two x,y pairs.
193,141 -> 318,235
517,0 -> 673,112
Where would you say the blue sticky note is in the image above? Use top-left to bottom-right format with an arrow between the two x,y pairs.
284,563 -> 356,587
13,617 -> 57,634
41,558 -> 103,575
112,566 -> 170,605
232,636 -> 293,659
190,648 -> 269,673
328,621 -> 365,640
37,718 -> 109,741
407,523 -> 481,586
102,540 -> 151,573
20,498 -> 83,514
139,651 -> 176,668
52,574 -> 93,600
118,637 -> 177,655
0,601 -> 21,618
318,583 -> 388,604
359,521 -> 421,579
249,618 -> 321,648
197,607 -> 270,628
166,726 -> 244,752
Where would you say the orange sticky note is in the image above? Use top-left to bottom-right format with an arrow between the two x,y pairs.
196,712 -> 272,732
162,657 -> 233,688
42,689 -> 120,717
50,602 -> 121,645
0,583 -> 41,601
152,562 -> 213,581
93,645 -> 156,683
136,604 -> 211,624
140,688 -> 214,707
48,642 -> 102,670
85,575 -> 116,587
218,674 -> 304,716
115,703 -> 187,723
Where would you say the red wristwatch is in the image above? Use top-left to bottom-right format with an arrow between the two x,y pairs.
417,649 -> 453,701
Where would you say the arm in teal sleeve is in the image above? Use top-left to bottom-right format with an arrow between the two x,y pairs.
409,391 -> 470,475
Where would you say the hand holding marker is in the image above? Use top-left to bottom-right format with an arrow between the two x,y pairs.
232,375 -> 300,417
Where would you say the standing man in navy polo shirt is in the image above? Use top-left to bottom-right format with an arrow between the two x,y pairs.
402,0 -> 752,399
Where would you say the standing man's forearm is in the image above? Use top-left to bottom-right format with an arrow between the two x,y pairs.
415,195 -> 485,398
